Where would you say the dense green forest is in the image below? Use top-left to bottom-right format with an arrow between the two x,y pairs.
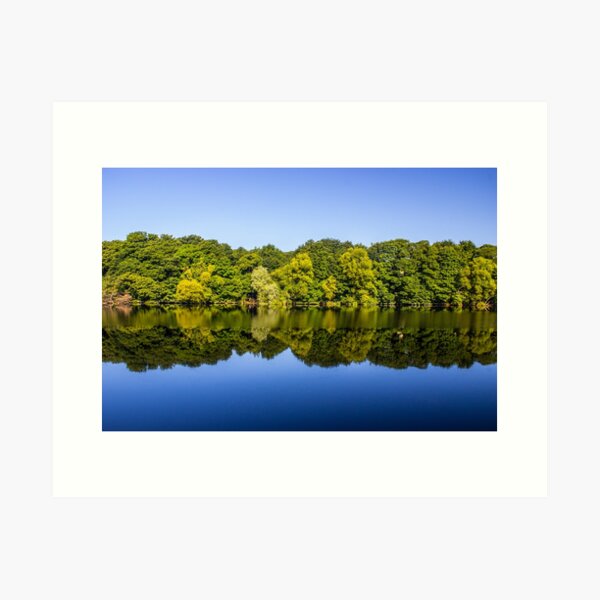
102,232 -> 497,309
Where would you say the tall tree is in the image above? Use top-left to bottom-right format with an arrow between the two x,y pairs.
338,247 -> 378,304
459,257 -> 497,309
251,266 -> 286,307
321,275 -> 338,302
272,252 -> 314,302
175,263 -> 215,304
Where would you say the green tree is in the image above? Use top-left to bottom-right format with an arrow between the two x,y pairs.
338,247 -> 378,304
175,278 -> 212,304
236,251 -> 262,274
321,275 -> 338,302
422,242 -> 463,304
460,257 -> 497,309
251,266 -> 286,307
257,244 -> 288,271
475,244 -> 497,262
111,273 -> 167,303
175,263 -> 215,304
368,239 -> 410,300
294,238 -> 352,281
272,252 -> 314,302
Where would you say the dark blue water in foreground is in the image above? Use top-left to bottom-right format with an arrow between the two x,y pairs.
102,307 -> 497,431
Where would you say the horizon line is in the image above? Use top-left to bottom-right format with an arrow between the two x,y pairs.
102,231 -> 497,251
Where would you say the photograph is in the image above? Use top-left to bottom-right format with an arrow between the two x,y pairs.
102,167 -> 497,431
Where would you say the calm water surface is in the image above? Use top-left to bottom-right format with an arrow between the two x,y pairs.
102,307 -> 497,431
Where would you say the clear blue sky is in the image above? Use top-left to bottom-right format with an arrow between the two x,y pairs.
102,168 -> 496,249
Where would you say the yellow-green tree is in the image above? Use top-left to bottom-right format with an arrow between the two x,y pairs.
175,264 -> 214,304
321,275 -> 338,302
251,266 -> 287,307
338,247 -> 378,304
272,252 -> 314,302
460,257 -> 497,309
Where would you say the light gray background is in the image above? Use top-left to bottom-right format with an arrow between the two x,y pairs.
1,1 -> 593,599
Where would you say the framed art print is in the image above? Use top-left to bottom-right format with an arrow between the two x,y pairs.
53,102 -> 547,496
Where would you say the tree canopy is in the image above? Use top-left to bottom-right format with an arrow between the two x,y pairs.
102,232 -> 497,309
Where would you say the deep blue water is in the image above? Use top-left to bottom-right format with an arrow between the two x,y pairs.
102,307 -> 497,431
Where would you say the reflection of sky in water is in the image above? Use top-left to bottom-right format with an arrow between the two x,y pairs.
103,350 -> 497,431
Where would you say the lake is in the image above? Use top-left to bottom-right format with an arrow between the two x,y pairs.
102,307 -> 497,431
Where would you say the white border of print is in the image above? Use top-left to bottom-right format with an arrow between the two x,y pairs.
53,102 -> 547,497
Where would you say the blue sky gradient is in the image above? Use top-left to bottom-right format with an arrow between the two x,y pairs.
102,168 -> 496,249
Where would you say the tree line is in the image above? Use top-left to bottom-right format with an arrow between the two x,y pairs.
102,232 -> 497,309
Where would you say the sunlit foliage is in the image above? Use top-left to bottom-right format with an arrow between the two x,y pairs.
321,275 -> 338,302
102,232 -> 497,309
338,247 -> 378,305
272,252 -> 314,302
250,266 -> 286,307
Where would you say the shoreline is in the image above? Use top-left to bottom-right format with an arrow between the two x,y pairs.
102,300 -> 496,312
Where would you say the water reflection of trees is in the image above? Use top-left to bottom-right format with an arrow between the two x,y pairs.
102,306 -> 498,332
102,307 -> 497,372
